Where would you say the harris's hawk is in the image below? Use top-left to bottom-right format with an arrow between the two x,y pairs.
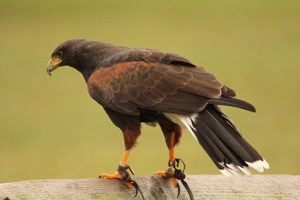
47,39 -> 269,191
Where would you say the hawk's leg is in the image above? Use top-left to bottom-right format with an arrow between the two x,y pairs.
155,122 -> 182,188
99,124 -> 141,189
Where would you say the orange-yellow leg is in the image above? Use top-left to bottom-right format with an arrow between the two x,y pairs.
155,132 -> 179,188
100,150 -> 133,188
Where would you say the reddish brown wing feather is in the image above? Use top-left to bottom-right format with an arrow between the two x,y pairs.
88,61 -> 223,115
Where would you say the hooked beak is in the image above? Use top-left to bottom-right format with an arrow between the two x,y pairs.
47,63 -> 54,76
47,58 -> 62,76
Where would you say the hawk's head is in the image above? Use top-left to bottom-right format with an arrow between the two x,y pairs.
47,39 -> 86,76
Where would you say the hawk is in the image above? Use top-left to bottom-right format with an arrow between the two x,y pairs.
47,39 -> 269,191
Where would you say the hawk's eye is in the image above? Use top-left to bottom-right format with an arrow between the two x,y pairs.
57,51 -> 63,58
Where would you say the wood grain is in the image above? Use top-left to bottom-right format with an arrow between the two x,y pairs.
0,175 -> 299,200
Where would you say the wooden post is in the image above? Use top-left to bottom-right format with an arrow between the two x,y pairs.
0,175 -> 299,199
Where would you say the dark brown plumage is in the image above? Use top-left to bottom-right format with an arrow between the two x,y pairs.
47,39 -> 268,180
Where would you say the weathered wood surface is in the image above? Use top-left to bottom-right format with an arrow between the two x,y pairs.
0,175 -> 299,200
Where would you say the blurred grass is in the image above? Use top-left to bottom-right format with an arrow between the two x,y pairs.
0,0 -> 299,183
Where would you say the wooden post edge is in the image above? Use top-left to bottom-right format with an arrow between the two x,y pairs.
0,175 -> 299,199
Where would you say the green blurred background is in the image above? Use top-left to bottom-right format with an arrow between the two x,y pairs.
0,0 -> 299,183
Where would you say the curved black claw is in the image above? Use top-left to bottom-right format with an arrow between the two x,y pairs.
176,182 -> 180,198
181,179 -> 194,200
173,158 -> 194,200
131,180 -> 139,197
132,180 -> 145,200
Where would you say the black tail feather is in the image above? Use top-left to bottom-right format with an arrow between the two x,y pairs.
195,119 -> 246,168
210,96 -> 256,112
194,127 -> 224,169
188,105 -> 268,175
211,106 -> 264,161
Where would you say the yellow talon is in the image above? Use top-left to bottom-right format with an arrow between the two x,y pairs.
171,177 -> 178,188
100,171 -> 122,179
100,171 -> 135,188
155,171 -> 166,176
125,181 -> 134,188
155,170 -> 178,188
